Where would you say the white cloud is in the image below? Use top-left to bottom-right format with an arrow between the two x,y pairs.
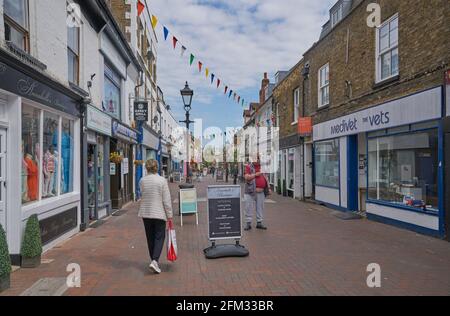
148,0 -> 335,124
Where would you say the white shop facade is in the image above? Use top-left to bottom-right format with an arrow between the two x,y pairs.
312,86 -> 445,237
0,53 -> 83,263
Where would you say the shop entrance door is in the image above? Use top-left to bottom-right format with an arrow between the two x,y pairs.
0,128 -> 7,231
304,144 -> 313,198
87,144 -> 97,222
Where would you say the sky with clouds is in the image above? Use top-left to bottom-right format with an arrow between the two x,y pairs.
150,0 -> 336,133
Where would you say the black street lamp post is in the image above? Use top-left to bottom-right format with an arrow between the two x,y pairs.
179,82 -> 194,188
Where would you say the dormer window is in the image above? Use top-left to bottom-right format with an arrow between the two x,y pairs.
331,3 -> 343,27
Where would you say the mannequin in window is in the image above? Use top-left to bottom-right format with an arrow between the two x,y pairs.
43,145 -> 56,197
53,122 -> 73,193
24,150 -> 38,201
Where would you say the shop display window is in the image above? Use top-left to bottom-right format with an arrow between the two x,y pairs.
368,128 -> 439,212
97,136 -> 105,203
60,118 -> 74,194
87,144 -> 96,219
21,104 -> 75,206
315,139 -> 339,188
287,148 -> 294,190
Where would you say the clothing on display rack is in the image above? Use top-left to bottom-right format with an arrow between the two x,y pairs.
43,148 -> 56,197
24,154 -> 38,201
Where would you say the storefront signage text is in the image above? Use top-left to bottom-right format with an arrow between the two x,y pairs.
0,61 -> 79,116
112,120 -> 138,142
313,87 -> 442,141
87,105 -> 112,136
134,101 -> 148,122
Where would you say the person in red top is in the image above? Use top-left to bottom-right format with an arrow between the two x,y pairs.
244,154 -> 271,231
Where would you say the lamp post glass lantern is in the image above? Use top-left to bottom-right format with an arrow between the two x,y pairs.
180,82 -> 194,186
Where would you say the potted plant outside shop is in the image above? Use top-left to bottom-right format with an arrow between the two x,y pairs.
0,224 -> 11,292
277,179 -> 282,195
282,180 -> 287,197
21,214 -> 42,268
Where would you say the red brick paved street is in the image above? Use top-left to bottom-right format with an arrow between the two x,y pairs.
2,176 -> 450,296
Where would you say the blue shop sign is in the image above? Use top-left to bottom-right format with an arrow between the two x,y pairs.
112,120 -> 138,142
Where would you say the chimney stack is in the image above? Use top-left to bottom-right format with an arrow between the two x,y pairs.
260,72 -> 270,105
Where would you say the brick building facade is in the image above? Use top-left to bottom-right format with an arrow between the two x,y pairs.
258,0 -> 449,238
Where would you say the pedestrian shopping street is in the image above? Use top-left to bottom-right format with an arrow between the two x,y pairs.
2,176 -> 450,296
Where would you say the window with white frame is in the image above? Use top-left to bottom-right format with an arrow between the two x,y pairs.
376,14 -> 399,82
318,64 -> 330,108
331,3 -> 343,27
293,88 -> 300,123
67,21 -> 80,85
4,0 -> 29,51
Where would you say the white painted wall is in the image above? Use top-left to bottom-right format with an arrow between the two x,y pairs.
316,186 -> 340,206
367,203 -> 439,231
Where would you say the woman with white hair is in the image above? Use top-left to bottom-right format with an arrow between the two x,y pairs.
139,159 -> 173,274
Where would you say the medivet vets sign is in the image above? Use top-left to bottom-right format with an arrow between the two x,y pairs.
313,87 -> 442,141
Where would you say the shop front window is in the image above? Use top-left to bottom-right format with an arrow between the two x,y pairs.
43,112 -> 59,199
277,150 -> 281,187
287,148 -> 294,190
315,139 -> 339,188
87,144 -> 96,217
103,63 -> 121,119
22,104 -> 40,204
60,118 -> 74,194
4,0 -> 29,51
97,136 -> 105,203
368,128 -> 439,212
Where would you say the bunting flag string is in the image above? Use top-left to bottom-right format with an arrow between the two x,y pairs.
172,36 -> 178,49
151,15 -> 158,29
137,0 -> 145,16
151,12 -> 247,107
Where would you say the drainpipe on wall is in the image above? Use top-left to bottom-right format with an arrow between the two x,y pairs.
79,97 -> 90,231
301,63 -> 310,201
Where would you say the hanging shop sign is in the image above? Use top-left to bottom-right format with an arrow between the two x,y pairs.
313,87 -> 442,141
207,185 -> 241,240
112,120 -> 138,143
134,100 -> 149,122
298,117 -> 312,136
0,60 -> 80,116
39,207 -> 77,245
87,105 -> 112,136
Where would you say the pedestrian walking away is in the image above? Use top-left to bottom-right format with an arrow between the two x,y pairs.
138,159 -> 174,274
243,154 -> 271,231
